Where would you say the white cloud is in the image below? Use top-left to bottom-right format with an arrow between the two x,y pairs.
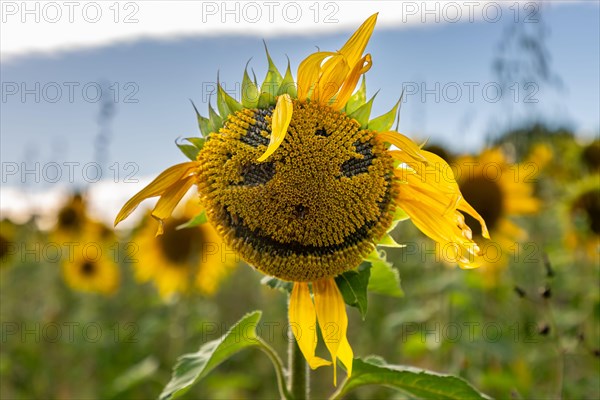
0,0 -> 544,60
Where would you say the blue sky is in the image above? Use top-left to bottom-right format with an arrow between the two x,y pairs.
1,1 -> 599,190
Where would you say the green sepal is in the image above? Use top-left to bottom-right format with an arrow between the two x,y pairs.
190,100 -> 211,137
335,265 -> 370,320
207,102 -> 223,134
175,138 -> 199,161
175,211 -> 207,230
376,233 -> 404,248
260,42 -> 283,107
368,97 -> 401,132
349,92 -> 377,128
185,137 -> 205,151
242,64 -> 260,109
345,76 -> 367,114
261,276 -> 293,293
335,357 -> 491,399
219,83 -> 243,116
277,59 -> 297,98
365,250 -> 403,297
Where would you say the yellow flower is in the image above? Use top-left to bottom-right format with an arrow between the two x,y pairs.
450,148 -> 540,285
115,14 -> 488,384
131,201 -> 238,300
564,175 -> 600,260
62,228 -> 120,295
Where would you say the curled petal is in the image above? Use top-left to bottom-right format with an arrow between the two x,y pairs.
331,54 -> 372,111
338,13 -> 378,68
297,52 -> 335,101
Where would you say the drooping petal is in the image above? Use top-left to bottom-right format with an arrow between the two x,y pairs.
114,162 -> 199,227
387,138 -> 489,268
257,94 -> 293,162
313,278 -> 352,386
152,175 -> 196,235
289,282 -> 332,370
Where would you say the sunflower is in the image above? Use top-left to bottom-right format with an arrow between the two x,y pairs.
62,229 -> 120,295
49,193 -> 87,242
0,219 -> 17,268
564,175 -> 600,259
131,201 -> 238,300
451,148 -> 540,285
115,14 -> 488,383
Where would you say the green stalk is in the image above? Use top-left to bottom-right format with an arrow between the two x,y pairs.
289,337 -> 309,400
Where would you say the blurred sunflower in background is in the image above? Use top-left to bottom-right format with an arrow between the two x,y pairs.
0,219 -> 17,268
131,200 -> 238,300
61,228 -> 120,295
50,192 -> 121,294
451,148 -> 541,286
581,139 -> 600,174
115,14 -> 490,384
564,175 -> 600,259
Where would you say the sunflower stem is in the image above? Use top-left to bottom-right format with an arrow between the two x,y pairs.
289,337 -> 309,400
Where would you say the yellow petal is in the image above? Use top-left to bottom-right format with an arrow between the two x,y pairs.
297,51 -> 335,101
330,54 -> 372,111
377,131 -> 427,162
257,94 -> 293,162
315,54 -> 349,104
289,282 -> 332,370
313,278 -> 352,386
152,175 -> 196,235
114,162 -> 199,227
338,13 -> 378,68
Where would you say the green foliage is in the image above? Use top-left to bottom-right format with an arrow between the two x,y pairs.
176,211 -> 207,230
334,357 -> 490,399
159,312 -> 263,400
335,267 -> 371,320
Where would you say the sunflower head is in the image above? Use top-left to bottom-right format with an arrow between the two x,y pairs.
114,14 -> 492,383
198,99 -> 397,282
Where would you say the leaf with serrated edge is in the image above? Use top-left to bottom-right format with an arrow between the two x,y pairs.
335,357 -> 491,400
261,276 -> 293,293
366,252 -> 403,297
159,312 -> 262,400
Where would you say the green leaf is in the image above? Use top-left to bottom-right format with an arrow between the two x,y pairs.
345,76 -> 367,114
366,252 -> 403,297
368,98 -> 401,132
335,267 -> 370,320
334,357 -> 490,400
190,100 -> 211,137
159,312 -> 263,400
176,211 -> 207,230
261,276 -> 293,293
349,92 -> 377,128
176,142 -> 199,161
278,60 -> 297,98
242,66 -> 260,109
